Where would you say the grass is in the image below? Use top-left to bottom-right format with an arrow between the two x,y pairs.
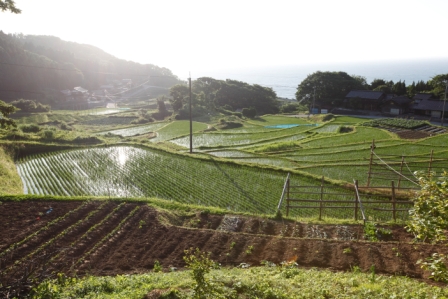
33,265 -> 448,298
0,145 -> 23,194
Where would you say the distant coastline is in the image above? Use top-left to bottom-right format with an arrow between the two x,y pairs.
188,58 -> 448,99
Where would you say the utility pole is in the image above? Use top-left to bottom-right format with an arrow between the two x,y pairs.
189,74 -> 193,153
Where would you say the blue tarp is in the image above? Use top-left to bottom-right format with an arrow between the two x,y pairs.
264,124 -> 319,129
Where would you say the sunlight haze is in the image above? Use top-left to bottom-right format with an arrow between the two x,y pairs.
1,0 -> 447,77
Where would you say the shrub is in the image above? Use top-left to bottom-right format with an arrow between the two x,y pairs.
280,103 -> 300,113
417,253 -> 448,282
20,124 -> 41,133
40,129 -> 55,140
183,248 -> 222,298
407,171 -> 448,243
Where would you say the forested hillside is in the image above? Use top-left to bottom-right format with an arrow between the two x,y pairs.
0,32 -> 182,105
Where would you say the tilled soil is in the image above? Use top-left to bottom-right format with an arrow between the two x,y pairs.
0,200 -> 446,286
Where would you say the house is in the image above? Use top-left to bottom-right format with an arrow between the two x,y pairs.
413,96 -> 448,118
381,96 -> 414,115
345,90 -> 386,111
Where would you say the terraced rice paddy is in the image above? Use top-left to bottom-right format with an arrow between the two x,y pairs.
16,145 -> 314,214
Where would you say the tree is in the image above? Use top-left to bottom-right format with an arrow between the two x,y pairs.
0,0 -> 21,14
393,80 -> 407,96
370,79 -> 387,90
428,74 -> 448,98
295,71 -> 367,107
0,100 -> 17,128
169,84 -> 189,112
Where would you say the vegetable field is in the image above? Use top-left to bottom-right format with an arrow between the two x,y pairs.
2,200 -> 448,299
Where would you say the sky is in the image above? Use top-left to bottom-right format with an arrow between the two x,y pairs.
1,0 -> 448,78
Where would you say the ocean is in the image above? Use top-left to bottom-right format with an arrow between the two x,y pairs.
190,58 -> 448,99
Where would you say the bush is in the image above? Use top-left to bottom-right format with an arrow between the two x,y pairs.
407,171 -> 448,243
40,129 -> 55,140
280,103 -> 300,113
183,248 -> 223,298
11,99 -> 50,112
321,113 -> 334,121
20,124 -> 41,133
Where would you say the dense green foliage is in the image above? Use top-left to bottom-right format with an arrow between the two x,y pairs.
295,71 -> 367,106
0,99 -> 17,128
407,171 -> 448,243
361,118 -> 428,129
295,70 -> 448,106
11,99 -> 50,112
170,78 -> 279,116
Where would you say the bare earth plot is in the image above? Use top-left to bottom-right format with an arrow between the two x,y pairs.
1,200 -> 447,287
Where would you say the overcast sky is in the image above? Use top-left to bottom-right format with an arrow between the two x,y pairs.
1,0 -> 447,77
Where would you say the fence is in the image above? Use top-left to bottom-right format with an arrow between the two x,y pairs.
366,140 -> 448,188
278,175 -> 414,222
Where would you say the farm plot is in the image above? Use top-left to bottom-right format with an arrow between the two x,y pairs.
97,122 -> 167,137
247,115 -> 311,126
301,127 -> 394,148
309,124 -> 340,133
150,121 -> 209,142
3,200 -> 448,298
80,116 -> 137,126
171,126 -> 313,149
16,146 -> 322,215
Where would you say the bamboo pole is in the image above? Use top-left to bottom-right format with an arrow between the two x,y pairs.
367,139 -> 375,187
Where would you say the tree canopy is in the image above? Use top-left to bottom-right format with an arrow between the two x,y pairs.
169,77 -> 279,117
295,71 -> 367,106
0,100 -> 17,128
0,0 -> 20,14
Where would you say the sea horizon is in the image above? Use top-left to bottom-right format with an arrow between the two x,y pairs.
183,58 -> 448,99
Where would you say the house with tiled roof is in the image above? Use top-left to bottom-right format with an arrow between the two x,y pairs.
345,90 -> 386,111
413,96 -> 448,119
381,95 -> 414,115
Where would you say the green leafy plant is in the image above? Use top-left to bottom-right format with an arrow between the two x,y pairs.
363,222 -> 378,241
369,264 -> 376,283
183,247 -> 223,298
153,260 -> 162,272
417,253 -> 448,282
229,242 -> 236,250
139,220 -> 146,229
407,171 -> 448,243
342,248 -> 352,254
364,222 -> 392,241
245,245 -> 254,255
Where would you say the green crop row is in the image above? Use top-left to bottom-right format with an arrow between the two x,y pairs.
361,118 -> 428,129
